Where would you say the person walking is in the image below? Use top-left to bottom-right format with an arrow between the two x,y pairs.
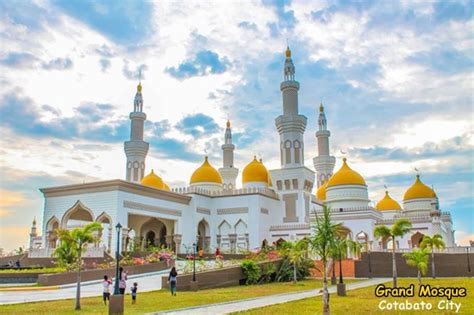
131,282 -> 138,304
168,267 -> 178,296
119,267 -> 128,294
102,275 -> 112,305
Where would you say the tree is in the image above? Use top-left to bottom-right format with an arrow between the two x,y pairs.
55,222 -> 102,310
279,239 -> 309,283
332,237 -> 362,285
403,248 -> 429,285
374,218 -> 412,288
420,234 -> 445,279
310,206 -> 344,315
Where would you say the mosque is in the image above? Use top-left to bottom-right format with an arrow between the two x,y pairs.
29,47 -> 455,257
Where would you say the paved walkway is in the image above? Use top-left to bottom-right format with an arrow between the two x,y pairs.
150,278 -> 390,315
0,269 -> 170,305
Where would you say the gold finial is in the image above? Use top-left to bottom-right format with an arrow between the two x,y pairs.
320,102 -> 324,112
226,120 -> 230,128
285,46 -> 291,58
33,217 -> 36,225
342,157 -> 347,163
137,82 -> 142,92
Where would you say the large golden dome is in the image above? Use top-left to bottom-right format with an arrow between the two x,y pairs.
242,157 -> 269,184
327,158 -> 366,187
190,156 -> 223,184
141,170 -> 167,190
376,191 -> 401,211
403,175 -> 435,201
316,181 -> 328,200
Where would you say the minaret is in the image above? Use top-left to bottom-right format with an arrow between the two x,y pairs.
124,80 -> 149,183
29,217 -> 37,249
218,120 -> 239,189
275,46 -> 307,167
313,103 -> 335,187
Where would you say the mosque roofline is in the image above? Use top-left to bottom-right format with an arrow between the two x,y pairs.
40,179 -> 192,205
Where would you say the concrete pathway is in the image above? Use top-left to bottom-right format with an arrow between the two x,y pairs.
0,269 -> 170,305
150,278 -> 390,315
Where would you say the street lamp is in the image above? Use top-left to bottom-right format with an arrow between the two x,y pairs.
338,245 -> 343,284
467,247 -> 471,273
192,242 -> 197,282
114,223 -> 122,295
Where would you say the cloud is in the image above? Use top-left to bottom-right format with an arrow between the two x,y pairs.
238,21 -> 258,31
99,58 -> 111,71
41,57 -> 73,70
165,50 -> 231,79
176,113 -> 219,137
122,61 -> 147,80
0,52 -> 73,71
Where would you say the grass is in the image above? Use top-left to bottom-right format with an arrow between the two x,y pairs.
0,267 -> 65,274
0,279 -> 357,315
234,278 -> 474,315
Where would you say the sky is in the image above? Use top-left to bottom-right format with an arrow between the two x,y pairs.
0,0 -> 472,252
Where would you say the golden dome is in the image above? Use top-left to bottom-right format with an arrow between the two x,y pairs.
190,156 -> 223,184
403,175 -> 435,201
376,191 -> 401,211
163,183 -> 170,191
243,157 -> 269,184
316,181 -> 328,200
267,173 -> 273,187
327,158 -> 366,187
226,120 -> 231,128
141,170 -> 166,190
285,46 -> 291,58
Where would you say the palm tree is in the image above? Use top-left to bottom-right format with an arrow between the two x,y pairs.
55,222 -> 102,310
310,206 -> 344,315
374,219 -> 412,288
403,248 -> 429,285
420,234 -> 445,279
280,239 -> 309,283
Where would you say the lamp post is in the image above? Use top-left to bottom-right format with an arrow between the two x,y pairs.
192,242 -> 196,282
114,223 -> 122,295
338,246 -> 343,284
467,247 -> 471,273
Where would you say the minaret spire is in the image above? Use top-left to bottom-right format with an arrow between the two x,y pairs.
313,102 -> 336,187
219,120 -> 239,189
124,76 -> 149,183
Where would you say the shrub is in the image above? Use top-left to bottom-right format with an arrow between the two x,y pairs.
241,259 -> 261,285
259,262 -> 277,284
275,257 -> 314,282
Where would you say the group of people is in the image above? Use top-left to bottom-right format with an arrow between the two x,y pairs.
101,266 -> 179,305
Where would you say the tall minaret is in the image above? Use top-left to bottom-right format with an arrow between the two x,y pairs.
124,80 -> 149,183
275,46 -> 307,168
29,217 -> 37,249
313,103 -> 335,187
218,120 -> 239,189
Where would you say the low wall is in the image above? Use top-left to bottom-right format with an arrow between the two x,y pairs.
355,252 -> 474,278
311,259 -> 355,278
0,273 -> 44,284
38,261 -> 168,286
176,253 -> 247,260
161,260 -> 282,291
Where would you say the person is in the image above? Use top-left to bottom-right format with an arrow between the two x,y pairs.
198,249 -> 204,258
215,248 -> 221,257
167,267 -> 178,296
131,282 -> 138,304
119,267 -> 127,294
102,275 -> 112,305
15,259 -> 21,268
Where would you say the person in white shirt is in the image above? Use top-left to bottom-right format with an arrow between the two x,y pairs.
102,275 -> 112,304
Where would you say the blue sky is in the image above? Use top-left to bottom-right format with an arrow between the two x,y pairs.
0,0 -> 472,252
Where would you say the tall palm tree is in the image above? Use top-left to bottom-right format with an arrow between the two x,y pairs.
55,222 -> 102,310
332,237 -> 362,285
403,248 -> 429,285
374,218 -> 412,288
280,239 -> 309,283
310,206 -> 344,315
420,234 -> 445,279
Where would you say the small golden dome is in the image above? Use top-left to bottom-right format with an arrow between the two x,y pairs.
267,174 -> 273,187
242,156 -> 269,184
376,191 -> 401,211
320,103 -> 324,112
327,158 -> 366,187
285,46 -> 291,58
226,120 -> 231,128
163,183 -> 170,191
403,175 -> 435,201
316,181 -> 328,200
141,170 -> 166,190
137,82 -> 142,92
190,156 -> 223,184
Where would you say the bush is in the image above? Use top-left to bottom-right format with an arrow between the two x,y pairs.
241,259 -> 261,285
275,257 -> 314,282
259,262 -> 277,284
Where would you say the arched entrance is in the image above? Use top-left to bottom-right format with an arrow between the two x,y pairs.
146,231 -> 156,247
46,217 -> 60,248
140,218 -> 167,249
61,201 -> 94,229
96,212 -> 112,253
411,232 -> 425,248
197,219 -> 210,252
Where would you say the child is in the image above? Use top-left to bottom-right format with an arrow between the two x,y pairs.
168,267 -> 178,296
102,275 -> 112,305
131,282 -> 138,304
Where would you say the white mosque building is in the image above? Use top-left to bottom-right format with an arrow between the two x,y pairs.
29,47 -> 455,257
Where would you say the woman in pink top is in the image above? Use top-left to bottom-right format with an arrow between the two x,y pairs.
118,267 -> 127,294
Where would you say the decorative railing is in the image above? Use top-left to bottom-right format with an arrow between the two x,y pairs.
372,246 -> 472,254
171,186 -> 279,199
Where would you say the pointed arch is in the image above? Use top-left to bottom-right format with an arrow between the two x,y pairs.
218,220 -> 231,235
96,212 -> 112,224
234,219 -> 247,235
61,200 -> 94,228
46,216 -> 60,231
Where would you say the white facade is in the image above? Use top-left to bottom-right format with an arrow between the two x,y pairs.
32,47 -> 456,257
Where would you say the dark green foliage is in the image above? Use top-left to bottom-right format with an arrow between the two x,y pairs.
275,257 -> 314,282
258,262 -> 277,284
241,259 -> 261,285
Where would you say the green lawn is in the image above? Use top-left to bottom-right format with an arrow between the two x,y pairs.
0,279 -> 358,315
235,278 -> 474,315
0,267 -> 65,274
